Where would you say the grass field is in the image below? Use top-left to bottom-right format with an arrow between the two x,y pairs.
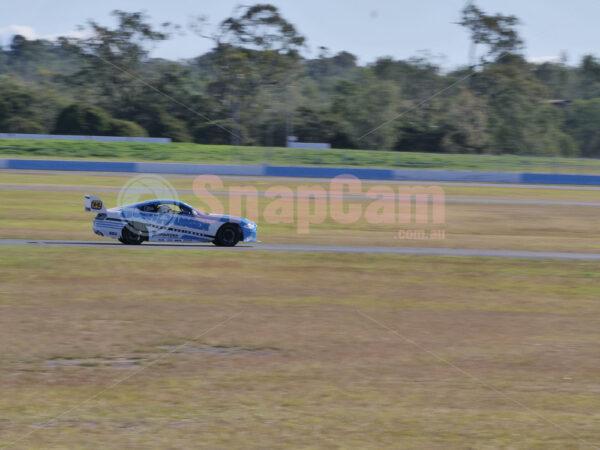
2,138 -> 600,174
1,247 -> 600,448
2,170 -> 600,448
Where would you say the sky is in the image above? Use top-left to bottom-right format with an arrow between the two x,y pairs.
1,0 -> 598,68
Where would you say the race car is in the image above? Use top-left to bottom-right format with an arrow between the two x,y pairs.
84,195 -> 257,246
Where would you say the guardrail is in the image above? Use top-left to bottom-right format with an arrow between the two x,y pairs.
2,158 -> 600,185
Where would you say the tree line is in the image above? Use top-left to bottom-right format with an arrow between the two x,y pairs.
0,4 -> 599,157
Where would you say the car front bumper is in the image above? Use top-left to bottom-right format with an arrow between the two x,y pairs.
241,227 -> 258,242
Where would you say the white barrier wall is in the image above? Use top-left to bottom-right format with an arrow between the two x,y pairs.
0,133 -> 171,143
287,142 -> 331,149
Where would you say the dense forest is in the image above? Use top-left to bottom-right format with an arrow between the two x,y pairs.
0,3 -> 599,157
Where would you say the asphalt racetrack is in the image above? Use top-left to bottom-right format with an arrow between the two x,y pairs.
2,239 -> 600,260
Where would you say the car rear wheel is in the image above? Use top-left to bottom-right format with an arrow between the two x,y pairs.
213,224 -> 240,247
120,222 -> 147,245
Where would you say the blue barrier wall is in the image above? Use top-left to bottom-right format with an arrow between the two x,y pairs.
520,172 -> 600,186
6,159 -> 137,172
265,165 -> 396,180
2,158 -> 600,186
136,162 -> 265,176
392,169 -> 522,184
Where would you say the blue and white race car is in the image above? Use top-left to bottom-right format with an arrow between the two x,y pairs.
84,195 -> 257,246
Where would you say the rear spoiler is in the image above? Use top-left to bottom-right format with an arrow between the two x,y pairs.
84,195 -> 107,214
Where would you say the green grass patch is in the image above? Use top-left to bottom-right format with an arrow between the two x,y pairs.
2,138 -> 600,173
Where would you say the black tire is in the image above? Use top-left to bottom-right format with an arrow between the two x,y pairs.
213,224 -> 240,247
120,222 -> 147,245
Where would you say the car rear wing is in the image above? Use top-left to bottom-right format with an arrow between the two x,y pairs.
84,194 -> 107,214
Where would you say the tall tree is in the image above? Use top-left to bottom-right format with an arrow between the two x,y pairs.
195,4 -> 306,145
65,11 -> 172,112
441,90 -> 489,153
577,55 -> 600,99
218,4 -> 305,52
460,3 -> 523,63
566,99 -> 600,156
330,72 -> 399,150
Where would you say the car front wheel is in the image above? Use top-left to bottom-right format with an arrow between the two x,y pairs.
213,224 -> 240,247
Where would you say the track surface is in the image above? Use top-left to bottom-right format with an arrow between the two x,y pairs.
3,239 -> 600,260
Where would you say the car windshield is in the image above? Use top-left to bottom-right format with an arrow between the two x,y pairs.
177,203 -> 202,216
178,202 -> 204,216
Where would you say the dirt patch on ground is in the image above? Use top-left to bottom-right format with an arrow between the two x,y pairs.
42,346 -> 277,369
157,345 -> 278,356
44,358 -> 142,368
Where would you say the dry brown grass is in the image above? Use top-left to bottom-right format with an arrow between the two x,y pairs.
1,247 -> 600,448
